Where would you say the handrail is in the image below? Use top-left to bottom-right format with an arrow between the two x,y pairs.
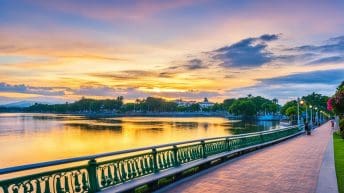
0,125 -> 300,175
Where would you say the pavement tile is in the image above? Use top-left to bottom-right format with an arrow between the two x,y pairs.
161,122 -> 332,193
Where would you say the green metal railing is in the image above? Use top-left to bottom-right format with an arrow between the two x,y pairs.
0,125 -> 302,193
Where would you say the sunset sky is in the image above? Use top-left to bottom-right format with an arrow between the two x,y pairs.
1,0 -> 344,104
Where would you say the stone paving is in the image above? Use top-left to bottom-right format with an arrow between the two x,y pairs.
160,122 -> 333,193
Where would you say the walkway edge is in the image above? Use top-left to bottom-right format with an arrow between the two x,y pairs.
101,130 -> 304,193
316,132 -> 339,193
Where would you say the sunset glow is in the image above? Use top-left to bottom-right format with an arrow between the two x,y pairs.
1,0 -> 344,104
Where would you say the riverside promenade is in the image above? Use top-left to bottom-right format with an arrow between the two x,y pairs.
159,122 -> 337,193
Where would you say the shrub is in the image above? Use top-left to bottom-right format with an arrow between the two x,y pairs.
332,81 -> 344,116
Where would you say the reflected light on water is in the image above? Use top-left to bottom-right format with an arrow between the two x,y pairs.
0,113 -> 280,168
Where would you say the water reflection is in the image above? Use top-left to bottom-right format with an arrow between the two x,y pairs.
0,113 -> 280,168
228,120 -> 280,135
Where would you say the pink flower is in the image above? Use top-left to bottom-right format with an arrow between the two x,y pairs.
327,98 -> 333,111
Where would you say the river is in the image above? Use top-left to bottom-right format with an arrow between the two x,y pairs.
0,113 -> 281,168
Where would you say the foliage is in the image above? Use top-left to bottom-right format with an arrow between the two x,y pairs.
301,92 -> 329,112
223,98 -> 236,110
18,94 -> 306,117
281,100 -> 297,115
285,106 -> 297,118
27,97 -> 124,113
333,133 -> 344,193
281,93 -> 330,118
124,97 -> 178,112
227,95 -> 279,117
229,99 -> 257,116
332,89 -> 344,116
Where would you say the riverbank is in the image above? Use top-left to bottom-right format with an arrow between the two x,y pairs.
0,111 -> 282,120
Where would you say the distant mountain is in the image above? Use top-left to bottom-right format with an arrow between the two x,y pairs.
1,101 -> 43,108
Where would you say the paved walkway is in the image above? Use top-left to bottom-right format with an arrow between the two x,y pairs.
158,122 -> 335,193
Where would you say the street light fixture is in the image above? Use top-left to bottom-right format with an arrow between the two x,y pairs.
314,107 -> 318,125
297,98 -> 300,126
309,105 -> 313,127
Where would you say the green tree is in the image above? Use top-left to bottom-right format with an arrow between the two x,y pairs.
229,99 -> 257,116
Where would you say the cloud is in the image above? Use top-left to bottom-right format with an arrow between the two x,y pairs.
306,56 -> 344,65
168,59 -> 208,71
225,69 -> 344,103
72,85 -> 220,100
227,83 -> 336,104
258,69 -> 344,85
211,34 -> 280,68
90,70 -> 157,80
185,59 -> 207,70
0,82 -> 65,96
288,35 -> 344,53
147,90 -> 220,99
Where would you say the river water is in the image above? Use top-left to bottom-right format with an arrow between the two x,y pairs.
0,113 -> 280,168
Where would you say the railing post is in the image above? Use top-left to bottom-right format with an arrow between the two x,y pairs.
152,148 -> 159,173
87,159 -> 100,193
260,133 -> 265,143
1,184 -> 9,193
225,138 -> 230,151
201,140 -> 207,158
172,145 -> 180,166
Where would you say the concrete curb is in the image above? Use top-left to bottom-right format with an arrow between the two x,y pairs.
316,131 -> 339,193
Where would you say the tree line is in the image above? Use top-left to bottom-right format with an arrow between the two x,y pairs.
280,92 -> 331,121
23,95 -> 280,116
7,93 -> 330,118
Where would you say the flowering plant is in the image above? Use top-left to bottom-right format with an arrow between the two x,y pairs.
327,98 -> 333,111
332,89 -> 344,115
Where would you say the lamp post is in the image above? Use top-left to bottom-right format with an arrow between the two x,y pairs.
297,98 -> 300,126
298,99 -> 307,125
319,111 -> 322,123
315,107 -> 318,125
309,105 -> 313,127
305,102 -> 308,123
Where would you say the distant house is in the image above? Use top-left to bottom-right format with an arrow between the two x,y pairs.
174,99 -> 197,107
198,98 -> 215,109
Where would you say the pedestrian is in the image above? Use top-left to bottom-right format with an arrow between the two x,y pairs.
331,119 -> 335,130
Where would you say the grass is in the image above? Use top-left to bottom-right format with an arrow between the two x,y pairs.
334,132 -> 344,193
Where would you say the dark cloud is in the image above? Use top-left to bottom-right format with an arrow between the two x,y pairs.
185,59 -> 207,70
212,34 -> 280,68
159,71 -> 177,78
72,85 -> 220,100
259,34 -> 279,41
167,58 -> 208,71
227,83 -> 336,104
288,36 -> 344,53
306,56 -> 344,65
90,70 -> 157,80
151,90 -> 220,99
226,69 -> 344,103
258,69 -> 344,85
276,53 -> 317,63
0,82 -> 65,96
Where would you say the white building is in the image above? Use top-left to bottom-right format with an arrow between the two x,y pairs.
198,98 -> 215,109
174,99 -> 197,107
